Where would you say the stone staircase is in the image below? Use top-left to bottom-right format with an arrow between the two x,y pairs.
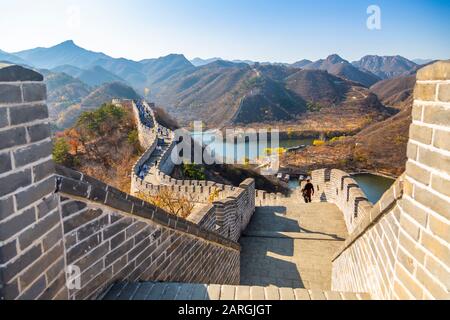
100,282 -> 371,300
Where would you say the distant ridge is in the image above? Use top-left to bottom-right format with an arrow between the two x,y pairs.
301,54 -> 381,87
352,55 -> 418,79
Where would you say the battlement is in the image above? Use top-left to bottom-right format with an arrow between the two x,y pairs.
0,66 -> 242,300
329,61 -> 450,300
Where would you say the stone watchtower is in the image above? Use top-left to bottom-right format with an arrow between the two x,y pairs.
0,64 -> 68,299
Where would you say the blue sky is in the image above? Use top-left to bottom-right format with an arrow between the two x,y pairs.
0,0 -> 448,62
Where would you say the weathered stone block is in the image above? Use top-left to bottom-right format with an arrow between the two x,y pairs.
416,60 -> 450,81
58,178 -> 89,198
434,129 -> 450,152
418,147 -> 450,176
15,176 -> 55,210
13,140 -> 52,167
19,242 -> 63,290
0,243 -> 42,283
406,142 -> 418,161
0,168 -> 31,198
105,238 -> 133,266
18,209 -> 60,250
36,194 -> 58,219
66,233 -> 101,264
103,217 -> 133,240
0,107 -> 8,128
18,275 -> 47,300
0,206 -> 35,242
423,104 -> 450,127
63,209 -> 103,233
76,215 -> 109,241
0,64 -> 43,82
0,196 -> 14,221
0,84 -> 21,104
22,83 -> 46,102
421,231 -> 450,266
411,104 -> 423,121
105,191 -> 133,214
61,200 -> 87,218
0,239 -> 17,264
27,123 -> 51,143
438,83 -> 450,102
428,214 -> 450,243
9,104 -> 48,125
0,126 -> 27,150
414,83 -> 436,101
32,159 -> 55,183
42,225 -> 63,252
0,152 -> 12,174
416,265 -> 449,300
110,231 -> 126,249
431,174 -> 450,198
409,124 -> 432,145
406,161 -> 431,185
0,278 -> 19,300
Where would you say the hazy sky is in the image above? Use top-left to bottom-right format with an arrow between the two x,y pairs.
0,0 -> 448,63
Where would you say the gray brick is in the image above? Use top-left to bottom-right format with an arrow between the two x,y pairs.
13,140 -> 52,167
0,239 -> 17,264
22,83 -> 46,102
103,217 -> 133,240
63,209 -> 103,234
18,275 -> 46,300
32,159 -> 55,183
0,196 -> 14,221
0,278 -> 20,300
27,123 -> 51,143
0,65 -> 43,82
38,272 -> 66,300
105,191 -> 133,214
9,104 -> 48,125
66,233 -> 101,264
0,206 -> 35,242
19,242 -> 63,290
45,257 -> 65,281
15,176 -> 55,210
74,241 -> 109,271
0,126 -> 27,150
0,152 -> 12,174
105,238 -> 134,266
58,177 -> 89,198
77,215 -> 109,241
61,200 -> 87,218
0,108 -> 8,128
111,232 -> 126,249
42,225 -> 63,251
36,194 -> 58,219
55,165 -> 82,180
0,243 -> 42,283
0,168 -> 31,198
0,84 -> 21,104
18,209 -> 60,250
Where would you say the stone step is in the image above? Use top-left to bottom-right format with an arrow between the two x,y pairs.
99,282 -> 371,300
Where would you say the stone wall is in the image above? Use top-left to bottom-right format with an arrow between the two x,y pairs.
330,61 -> 450,300
0,65 -> 242,300
126,99 -> 256,243
0,64 -> 68,300
56,166 -> 240,300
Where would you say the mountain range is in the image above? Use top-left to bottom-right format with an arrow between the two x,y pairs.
0,40 -> 435,129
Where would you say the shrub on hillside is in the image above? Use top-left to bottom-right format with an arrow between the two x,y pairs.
52,137 -> 78,167
76,103 -> 127,136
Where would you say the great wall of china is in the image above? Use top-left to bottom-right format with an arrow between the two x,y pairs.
0,61 -> 449,300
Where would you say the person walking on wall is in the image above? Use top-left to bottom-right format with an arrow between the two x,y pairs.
302,179 -> 315,203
